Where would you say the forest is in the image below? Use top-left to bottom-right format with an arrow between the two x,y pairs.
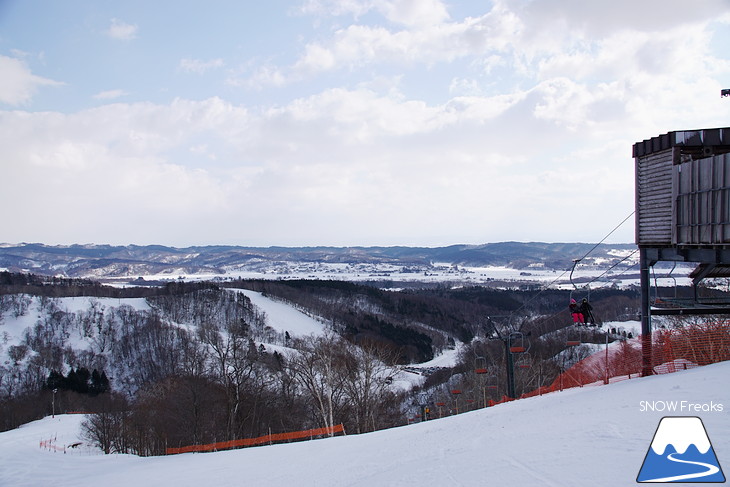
0,272 -> 643,455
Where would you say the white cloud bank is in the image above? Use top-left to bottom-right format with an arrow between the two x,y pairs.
0,55 -> 62,106
1,0 -> 729,246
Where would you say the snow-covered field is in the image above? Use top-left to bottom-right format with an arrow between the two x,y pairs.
2,361 -> 728,487
232,289 -> 325,337
117,260 -> 695,294
0,296 -> 151,362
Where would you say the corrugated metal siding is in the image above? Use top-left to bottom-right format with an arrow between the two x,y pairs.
676,153 -> 730,245
636,149 -> 673,245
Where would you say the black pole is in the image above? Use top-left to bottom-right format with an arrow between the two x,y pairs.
505,338 -> 516,398
640,248 -> 653,377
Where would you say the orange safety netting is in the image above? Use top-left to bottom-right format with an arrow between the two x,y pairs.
489,320 -> 730,406
166,423 -> 345,455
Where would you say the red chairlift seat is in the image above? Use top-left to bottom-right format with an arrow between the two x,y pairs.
510,346 -> 526,353
566,340 -> 581,347
475,356 -> 488,374
451,389 -> 462,395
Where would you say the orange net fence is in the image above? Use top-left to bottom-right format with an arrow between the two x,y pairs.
166,423 -> 345,455
489,320 -> 730,406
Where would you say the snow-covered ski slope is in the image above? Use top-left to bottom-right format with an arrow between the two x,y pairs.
2,361 -> 728,487
234,289 -> 325,337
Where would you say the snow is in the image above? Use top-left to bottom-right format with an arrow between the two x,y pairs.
58,296 -> 150,314
413,343 -> 462,369
0,296 -> 150,364
2,361 -> 728,487
233,289 -> 325,337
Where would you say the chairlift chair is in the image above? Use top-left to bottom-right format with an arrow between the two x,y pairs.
509,331 -> 528,354
567,325 -> 583,347
475,356 -> 488,374
515,352 -> 532,369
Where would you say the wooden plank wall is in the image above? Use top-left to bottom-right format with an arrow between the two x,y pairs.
636,149 -> 673,245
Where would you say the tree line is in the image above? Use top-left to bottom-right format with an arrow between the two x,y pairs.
1,273 -> 647,453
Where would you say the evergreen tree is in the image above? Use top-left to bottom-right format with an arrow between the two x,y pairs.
76,367 -> 91,394
89,369 -> 110,395
46,370 -> 67,391
66,368 -> 79,392
99,371 -> 110,393
65,368 -> 91,394
90,369 -> 101,394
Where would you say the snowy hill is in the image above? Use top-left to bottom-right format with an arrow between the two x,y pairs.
0,242 -> 645,286
233,289 -> 325,338
2,361 -> 728,487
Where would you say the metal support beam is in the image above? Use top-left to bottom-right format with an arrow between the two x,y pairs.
640,248 -> 653,377
504,338 -> 516,399
691,263 -> 717,287
651,306 -> 730,316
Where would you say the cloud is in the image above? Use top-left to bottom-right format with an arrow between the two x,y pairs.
179,58 -> 225,74
265,0 -> 729,100
236,65 -> 288,89
376,0 -> 450,27
2,1 -> 730,246
0,55 -> 62,105
252,2 -> 520,85
0,97 -> 252,244
294,13 -> 516,72
92,89 -> 129,101
300,0 -> 450,26
106,18 -> 138,41
2,59 -> 722,246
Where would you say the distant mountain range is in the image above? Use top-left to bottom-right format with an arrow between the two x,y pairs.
0,242 -> 637,279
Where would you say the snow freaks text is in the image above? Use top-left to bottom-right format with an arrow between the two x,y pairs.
639,401 -> 724,413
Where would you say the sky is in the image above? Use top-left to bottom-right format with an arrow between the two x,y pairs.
1,0 -> 729,248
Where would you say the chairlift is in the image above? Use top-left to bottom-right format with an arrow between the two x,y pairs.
566,324 -> 583,347
475,356 -> 488,374
652,261 -> 677,306
509,332 -> 528,354
448,369 -> 462,396
515,352 -> 532,369
569,258 -> 581,302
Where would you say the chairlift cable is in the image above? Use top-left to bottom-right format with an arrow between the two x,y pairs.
580,249 -> 639,292
573,211 -> 635,264
507,211 -> 636,319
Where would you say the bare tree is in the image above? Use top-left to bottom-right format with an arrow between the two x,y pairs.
81,395 -> 128,454
341,340 -> 401,434
286,333 -> 348,434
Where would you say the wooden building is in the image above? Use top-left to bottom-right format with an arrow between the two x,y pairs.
633,127 -> 730,374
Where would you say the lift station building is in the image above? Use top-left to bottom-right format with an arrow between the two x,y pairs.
634,127 -> 730,374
